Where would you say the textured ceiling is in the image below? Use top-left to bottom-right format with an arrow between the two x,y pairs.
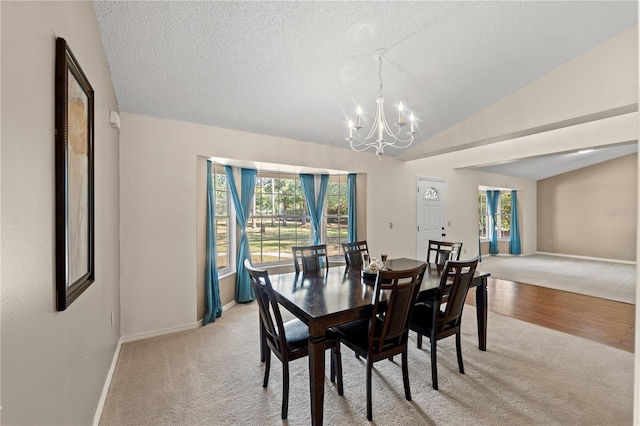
94,1 -> 638,175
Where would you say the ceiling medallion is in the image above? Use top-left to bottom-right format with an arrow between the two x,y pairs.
346,48 -> 418,158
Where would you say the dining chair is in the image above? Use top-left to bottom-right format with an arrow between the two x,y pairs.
245,259 -> 343,419
291,244 -> 329,274
341,240 -> 369,270
426,240 -> 463,268
409,257 -> 479,390
332,264 -> 427,421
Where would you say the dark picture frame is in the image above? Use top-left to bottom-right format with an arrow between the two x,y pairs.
55,37 -> 95,311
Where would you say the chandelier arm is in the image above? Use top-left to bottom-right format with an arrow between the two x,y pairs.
350,140 -> 381,153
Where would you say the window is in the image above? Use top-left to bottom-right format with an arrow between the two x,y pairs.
249,172 -> 311,264
213,166 -> 353,267
499,193 -> 512,239
478,190 -> 511,239
325,175 -> 349,256
478,192 -> 488,239
212,163 -> 231,273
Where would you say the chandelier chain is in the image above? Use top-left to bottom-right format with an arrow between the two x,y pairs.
378,55 -> 384,96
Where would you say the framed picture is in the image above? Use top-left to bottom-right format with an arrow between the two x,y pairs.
55,37 -> 95,311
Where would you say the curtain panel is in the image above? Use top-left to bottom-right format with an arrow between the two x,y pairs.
486,190 -> 500,255
203,161 -> 223,324
300,174 -> 329,246
509,190 -> 522,255
225,165 -> 257,302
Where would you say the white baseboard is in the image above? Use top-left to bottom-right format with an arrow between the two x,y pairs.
93,299 -> 241,424
536,251 -> 636,265
93,337 -> 122,426
120,321 -> 201,344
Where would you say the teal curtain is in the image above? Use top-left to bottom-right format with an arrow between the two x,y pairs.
486,190 -> 500,255
225,166 -> 257,302
347,173 -> 357,243
300,174 -> 329,245
203,161 -> 223,324
509,190 -> 521,255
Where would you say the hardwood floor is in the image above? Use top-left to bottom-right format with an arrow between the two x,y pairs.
466,277 -> 635,353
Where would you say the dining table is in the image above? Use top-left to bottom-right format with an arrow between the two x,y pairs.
268,257 -> 490,426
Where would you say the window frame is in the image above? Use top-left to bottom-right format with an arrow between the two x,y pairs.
323,174 -> 349,257
212,163 -> 235,277
249,171 -> 312,265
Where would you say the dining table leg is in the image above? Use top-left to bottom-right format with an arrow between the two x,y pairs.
475,277 -> 488,351
308,333 -> 326,426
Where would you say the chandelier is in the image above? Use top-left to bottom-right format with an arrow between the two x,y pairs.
346,48 -> 418,158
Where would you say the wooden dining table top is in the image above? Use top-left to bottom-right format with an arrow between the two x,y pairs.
269,257 -> 488,325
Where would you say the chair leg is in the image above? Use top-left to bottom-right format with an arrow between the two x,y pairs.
330,345 -> 338,382
456,332 -> 465,374
333,346 -> 344,396
416,332 -> 423,349
430,337 -> 438,390
402,349 -> 411,401
282,362 -> 289,419
260,320 -> 266,362
366,358 -> 373,421
263,349 -> 271,388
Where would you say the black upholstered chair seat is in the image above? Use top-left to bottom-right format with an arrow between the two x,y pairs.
410,303 -> 435,330
283,319 -> 310,350
332,318 -> 370,351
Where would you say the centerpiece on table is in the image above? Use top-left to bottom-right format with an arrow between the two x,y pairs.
361,257 -> 386,282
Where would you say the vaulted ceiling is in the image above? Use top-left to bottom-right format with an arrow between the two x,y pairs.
94,1 -> 638,179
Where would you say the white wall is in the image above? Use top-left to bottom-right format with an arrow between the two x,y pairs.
1,2 -> 120,424
119,114 -> 402,337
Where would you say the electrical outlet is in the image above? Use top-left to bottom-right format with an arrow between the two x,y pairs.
111,312 -> 115,326
389,222 -> 393,229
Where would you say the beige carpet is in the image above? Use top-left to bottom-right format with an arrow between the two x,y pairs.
100,301 -> 633,425
479,254 -> 636,304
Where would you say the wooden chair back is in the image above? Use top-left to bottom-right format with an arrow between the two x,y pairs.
245,260 -> 288,356
368,265 -> 427,358
341,240 -> 369,270
426,240 -> 463,267
433,258 -> 479,337
292,244 -> 329,274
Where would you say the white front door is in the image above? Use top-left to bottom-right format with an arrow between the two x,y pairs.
416,178 -> 447,261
